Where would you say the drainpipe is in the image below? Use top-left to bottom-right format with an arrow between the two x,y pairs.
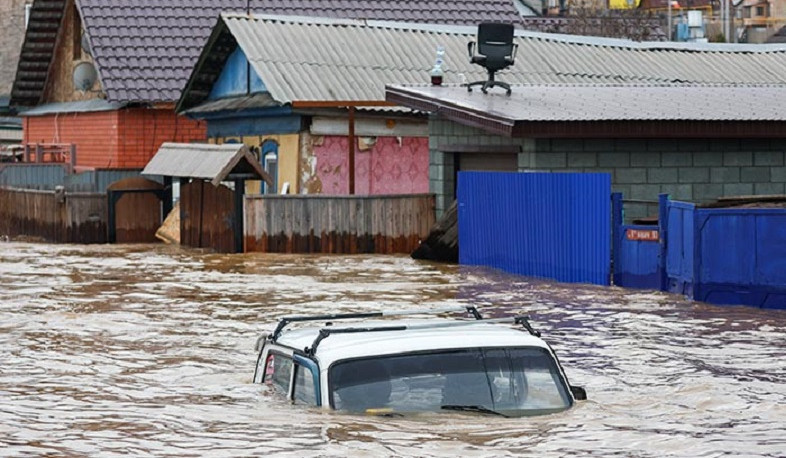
348,106 -> 356,195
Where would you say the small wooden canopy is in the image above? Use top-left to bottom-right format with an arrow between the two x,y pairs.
142,142 -> 272,186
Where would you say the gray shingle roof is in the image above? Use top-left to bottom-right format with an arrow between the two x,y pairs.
179,14 -> 786,111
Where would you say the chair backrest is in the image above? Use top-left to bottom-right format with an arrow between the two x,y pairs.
477,22 -> 515,61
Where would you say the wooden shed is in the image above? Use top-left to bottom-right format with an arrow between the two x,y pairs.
142,142 -> 272,253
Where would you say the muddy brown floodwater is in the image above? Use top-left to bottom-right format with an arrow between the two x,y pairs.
1,242 -> 785,457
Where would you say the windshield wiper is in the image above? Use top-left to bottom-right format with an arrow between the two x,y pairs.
440,404 -> 508,417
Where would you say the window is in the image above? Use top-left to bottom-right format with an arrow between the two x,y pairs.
756,6 -> 765,16
329,347 -> 571,416
293,364 -> 318,406
263,354 -> 292,395
260,139 -> 279,194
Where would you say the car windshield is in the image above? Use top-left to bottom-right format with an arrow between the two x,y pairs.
329,347 -> 572,417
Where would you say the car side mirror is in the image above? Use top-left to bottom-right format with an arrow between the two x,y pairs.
570,385 -> 587,401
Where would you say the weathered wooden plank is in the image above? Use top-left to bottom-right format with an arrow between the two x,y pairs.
241,194 -> 436,254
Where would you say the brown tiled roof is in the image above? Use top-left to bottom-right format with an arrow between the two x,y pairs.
11,0 -> 524,107
520,15 -> 666,41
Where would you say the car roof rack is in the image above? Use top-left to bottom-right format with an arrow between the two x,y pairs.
304,315 -> 540,356
270,305 -> 482,342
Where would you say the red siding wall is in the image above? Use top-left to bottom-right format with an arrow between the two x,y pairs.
23,108 -> 206,169
117,108 -> 206,168
24,111 -> 121,168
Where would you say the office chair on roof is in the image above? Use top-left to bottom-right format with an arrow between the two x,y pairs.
466,22 -> 517,96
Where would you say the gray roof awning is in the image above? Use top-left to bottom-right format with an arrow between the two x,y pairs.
142,142 -> 272,186
183,92 -> 282,117
19,99 -> 126,117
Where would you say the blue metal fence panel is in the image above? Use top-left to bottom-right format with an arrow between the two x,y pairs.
693,208 -> 786,309
1,166 -> 145,192
457,172 -> 611,285
94,169 -> 147,191
0,164 -> 67,190
665,201 -> 695,296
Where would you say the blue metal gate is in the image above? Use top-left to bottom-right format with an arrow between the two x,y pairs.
611,193 -> 664,290
457,172 -> 611,285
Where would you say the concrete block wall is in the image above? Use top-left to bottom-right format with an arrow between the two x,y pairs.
430,118 -> 786,220
540,138 -> 786,220
429,117 -> 532,215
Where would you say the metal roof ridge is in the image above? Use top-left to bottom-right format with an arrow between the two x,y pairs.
222,12 -> 480,35
221,12 -> 786,53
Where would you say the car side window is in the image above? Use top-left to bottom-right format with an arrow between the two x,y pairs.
264,353 -> 292,395
293,364 -> 317,406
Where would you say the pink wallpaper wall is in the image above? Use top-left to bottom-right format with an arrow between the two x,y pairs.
314,136 -> 429,195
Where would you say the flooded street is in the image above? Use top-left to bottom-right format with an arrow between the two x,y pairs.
1,242 -> 784,457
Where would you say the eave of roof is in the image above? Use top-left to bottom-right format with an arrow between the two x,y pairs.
18,99 -> 126,117
386,83 -> 786,139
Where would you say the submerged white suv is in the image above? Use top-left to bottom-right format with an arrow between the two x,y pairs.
253,307 -> 586,417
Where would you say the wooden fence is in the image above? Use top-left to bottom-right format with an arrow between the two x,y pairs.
0,187 -> 107,243
244,194 -> 435,254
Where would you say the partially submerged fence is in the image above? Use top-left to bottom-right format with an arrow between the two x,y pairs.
664,201 -> 786,309
612,193 -> 664,290
613,192 -> 786,309
0,187 -> 106,243
457,172 -> 611,285
244,194 -> 435,254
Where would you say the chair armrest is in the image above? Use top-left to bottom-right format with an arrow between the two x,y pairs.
467,41 -> 475,60
511,43 -> 519,61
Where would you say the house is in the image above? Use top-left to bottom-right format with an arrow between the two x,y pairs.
8,0 -> 530,172
9,0 -> 222,170
1,0 -> 32,101
1,0 -> 32,153
742,0 -> 786,43
183,15 -> 786,210
387,81 -> 786,221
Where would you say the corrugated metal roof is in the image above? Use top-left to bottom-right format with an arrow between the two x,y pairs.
18,99 -> 126,117
142,142 -> 271,186
0,116 -> 22,128
217,14 -> 786,107
386,84 -> 786,122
